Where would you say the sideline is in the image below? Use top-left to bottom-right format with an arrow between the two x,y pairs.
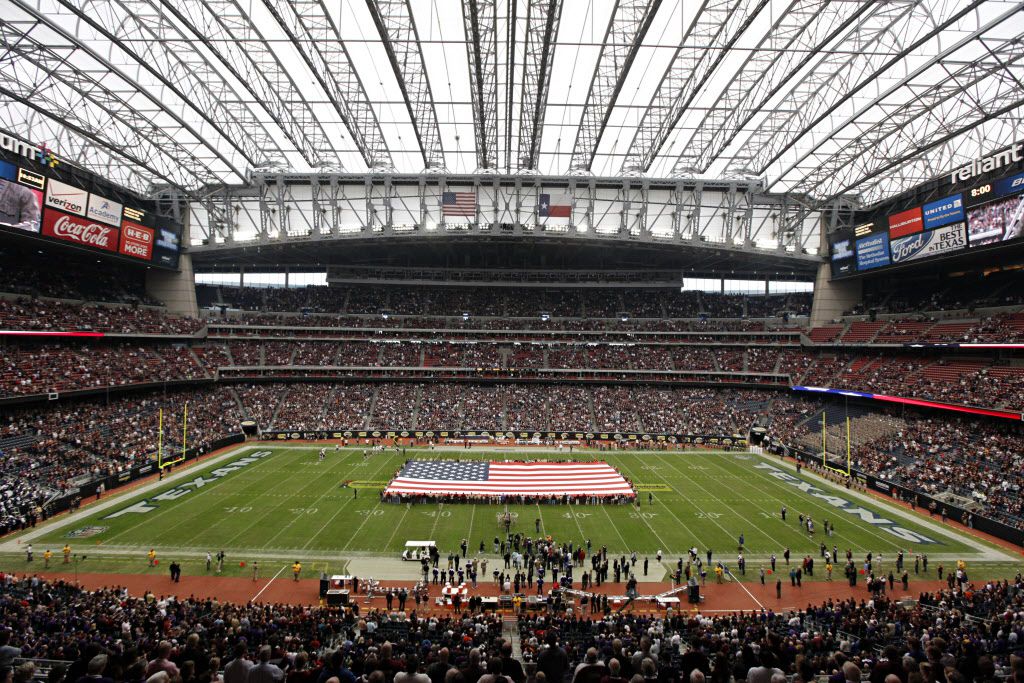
251,563 -> 289,601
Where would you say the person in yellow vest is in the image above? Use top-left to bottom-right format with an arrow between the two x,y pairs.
292,560 -> 302,581
148,548 -> 157,567
715,564 -> 724,584
512,594 -> 522,614
63,544 -> 71,564
826,562 -> 833,581
43,549 -> 52,568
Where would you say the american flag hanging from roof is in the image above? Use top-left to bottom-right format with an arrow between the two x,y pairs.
441,191 -> 476,217
384,460 -> 636,498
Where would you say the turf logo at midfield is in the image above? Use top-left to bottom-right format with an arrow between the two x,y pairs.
102,451 -> 274,519
753,462 -> 938,544
66,525 -> 108,538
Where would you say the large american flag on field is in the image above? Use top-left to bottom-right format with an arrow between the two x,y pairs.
384,460 -> 635,498
441,191 -> 476,217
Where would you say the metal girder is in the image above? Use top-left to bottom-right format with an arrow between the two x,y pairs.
261,0 -> 393,171
569,0 -> 661,174
783,7 -> 1024,199
364,0 -> 445,171
857,110 -> 1024,205
159,0 -> 340,169
463,0 -> 500,171
0,11 -> 218,193
50,0 -> 284,179
515,0 -> 563,171
619,0 -> 771,175
0,103 -> 156,193
742,0 -> 986,177
671,0 -> 868,177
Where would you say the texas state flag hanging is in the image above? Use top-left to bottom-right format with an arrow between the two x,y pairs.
539,193 -> 572,218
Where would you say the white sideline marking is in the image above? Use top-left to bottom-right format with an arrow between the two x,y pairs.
251,563 -> 288,602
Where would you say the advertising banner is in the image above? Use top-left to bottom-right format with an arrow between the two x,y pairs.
890,222 -> 967,263
119,220 -> 154,260
831,239 -> 853,261
856,233 -> 890,270
44,179 -> 87,216
87,193 -> 123,226
887,206 -> 923,238
922,194 -> 964,229
42,209 -> 119,251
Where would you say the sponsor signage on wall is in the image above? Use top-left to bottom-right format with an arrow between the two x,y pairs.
887,206 -> 923,238
922,194 -> 964,229
42,209 -> 118,252
45,179 -> 87,216
118,221 -> 154,260
889,222 -> 967,263
856,233 -> 890,270
87,193 -> 123,226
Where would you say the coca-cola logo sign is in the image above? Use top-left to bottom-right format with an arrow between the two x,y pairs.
119,220 -> 153,260
42,209 -> 118,251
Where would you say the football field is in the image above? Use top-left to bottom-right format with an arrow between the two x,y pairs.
5,444 -> 1018,580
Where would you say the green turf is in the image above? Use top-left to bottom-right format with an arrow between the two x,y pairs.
16,445 -> 1019,582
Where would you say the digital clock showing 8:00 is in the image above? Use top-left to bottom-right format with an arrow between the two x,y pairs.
970,184 -> 992,199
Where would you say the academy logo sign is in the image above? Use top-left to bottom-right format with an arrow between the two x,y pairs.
753,462 -> 938,544
103,450 -> 273,519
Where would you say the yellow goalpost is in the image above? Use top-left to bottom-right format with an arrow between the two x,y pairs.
157,403 -> 189,470
821,410 -> 852,476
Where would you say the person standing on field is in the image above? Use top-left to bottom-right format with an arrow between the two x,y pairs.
252,560 -> 259,581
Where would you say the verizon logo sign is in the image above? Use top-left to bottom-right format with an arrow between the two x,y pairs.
45,179 -> 87,216
119,220 -> 153,260
42,209 -> 118,251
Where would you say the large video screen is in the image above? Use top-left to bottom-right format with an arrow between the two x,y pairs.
834,164 -> 1024,278
0,136 -> 181,269
965,171 -> 1024,247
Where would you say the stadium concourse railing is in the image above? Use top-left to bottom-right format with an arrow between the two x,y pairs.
785,446 -> 1024,548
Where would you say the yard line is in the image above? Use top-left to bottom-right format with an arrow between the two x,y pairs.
259,450 -> 357,548
611,457 -> 703,544
250,563 -> 288,601
102,449 -> 294,546
725,568 -> 765,609
598,505 -> 640,552
697,453 -> 880,553
301,454 -> 396,551
651,453 -> 780,549
466,504 -> 476,551
221,450 -> 357,550
385,503 -> 413,549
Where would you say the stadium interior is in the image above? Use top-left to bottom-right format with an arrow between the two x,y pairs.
1,1 -> 1023,682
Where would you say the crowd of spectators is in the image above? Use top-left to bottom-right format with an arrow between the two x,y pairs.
202,285 -> 812,320
0,298 -> 202,335
0,343 -> 205,397
0,569 -> 1020,683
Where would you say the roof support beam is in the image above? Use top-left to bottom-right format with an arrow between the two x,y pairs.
619,0 -> 770,175
51,0 -> 284,179
463,0 -> 500,171
365,0 -> 446,171
262,0 -> 394,171
671,0 -> 868,177
778,4 -> 1024,199
569,0 -> 661,174
515,0 -> 563,171
158,0 -> 340,169
744,0 -> 990,178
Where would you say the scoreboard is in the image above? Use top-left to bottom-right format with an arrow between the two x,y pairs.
831,144 -> 1024,278
0,132 -> 181,270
